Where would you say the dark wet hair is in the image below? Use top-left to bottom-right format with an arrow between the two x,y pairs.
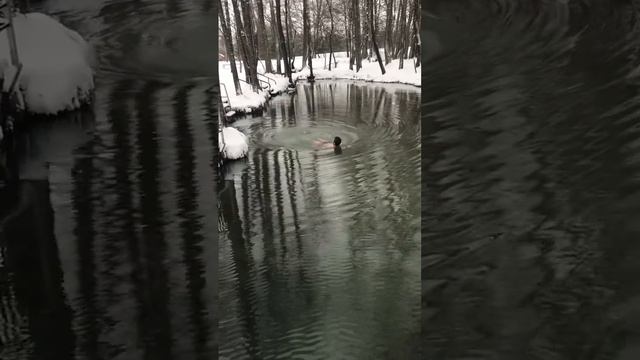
333,136 -> 342,146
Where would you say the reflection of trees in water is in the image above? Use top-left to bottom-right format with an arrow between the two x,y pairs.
271,150 -> 287,261
253,149 -> 276,278
219,82 -> 420,357
95,80 -> 212,358
286,94 -> 296,126
307,82 -> 420,132
0,78 -> 220,359
219,172 -> 261,356
173,84 -> 212,358
219,146 -> 313,358
283,150 -> 305,260
424,3 -> 640,358
98,78 -> 140,357
71,134 -> 100,359
0,151 -> 74,358
135,80 -> 173,359
0,3 -> 218,360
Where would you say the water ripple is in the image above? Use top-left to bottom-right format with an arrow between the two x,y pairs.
36,0 -> 216,81
425,1 -> 640,359
1,1 -> 218,359
220,81 -> 420,359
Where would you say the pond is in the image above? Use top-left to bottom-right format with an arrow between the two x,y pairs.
219,81 -> 421,359
425,1 -> 640,359
0,1 -> 217,359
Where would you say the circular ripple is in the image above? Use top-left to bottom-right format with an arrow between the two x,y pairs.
253,122 -> 362,151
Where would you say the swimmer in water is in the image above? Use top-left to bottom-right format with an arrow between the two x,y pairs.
313,136 -> 342,151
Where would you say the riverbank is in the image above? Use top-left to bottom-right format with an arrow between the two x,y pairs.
219,51 -> 420,115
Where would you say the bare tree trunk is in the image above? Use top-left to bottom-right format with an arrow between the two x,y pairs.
234,24 -> 243,75
362,0 -> 369,61
312,0 -> 323,59
302,0 -> 309,69
269,0 -> 282,74
240,0 -> 260,88
303,0 -> 314,78
256,0 -> 272,73
368,0 -> 385,74
392,0 -> 404,59
308,49 -> 314,79
350,0 -> 355,69
344,1 -> 350,62
216,93 -> 223,165
219,0 -> 243,94
405,1 -> 413,58
231,0 -> 251,82
231,0 -> 260,90
285,0 -> 295,70
362,2 -> 368,62
412,0 -> 420,68
326,0 -> 334,71
275,0 -> 293,83
352,0 -> 362,71
396,0 -> 407,68
384,0 -> 393,64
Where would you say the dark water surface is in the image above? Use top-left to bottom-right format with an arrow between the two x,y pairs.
0,1 -> 217,359
219,81 -> 421,359
425,1 -> 640,359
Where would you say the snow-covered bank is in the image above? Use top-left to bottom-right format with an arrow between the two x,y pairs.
219,69 -> 291,113
219,126 -> 249,160
293,54 -> 420,86
0,13 -> 94,115
219,51 -> 420,114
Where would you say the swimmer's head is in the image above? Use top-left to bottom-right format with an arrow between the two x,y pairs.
333,137 -> 342,147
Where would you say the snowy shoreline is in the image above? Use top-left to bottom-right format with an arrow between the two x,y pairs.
219,52 -> 420,116
298,76 -> 420,88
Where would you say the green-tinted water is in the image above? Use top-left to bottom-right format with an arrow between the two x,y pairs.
219,81 -> 421,359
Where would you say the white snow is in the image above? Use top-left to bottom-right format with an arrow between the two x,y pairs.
219,127 -> 249,160
293,51 -> 421,86
219,51 -> 419,113
221,84 -> 269,112
0,12 -> 94,115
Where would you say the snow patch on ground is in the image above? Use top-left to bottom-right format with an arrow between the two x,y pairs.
294,55 -> 420,86
224,88 -> 269,113
219,72 -> 289,112
0,13 -> 94,115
